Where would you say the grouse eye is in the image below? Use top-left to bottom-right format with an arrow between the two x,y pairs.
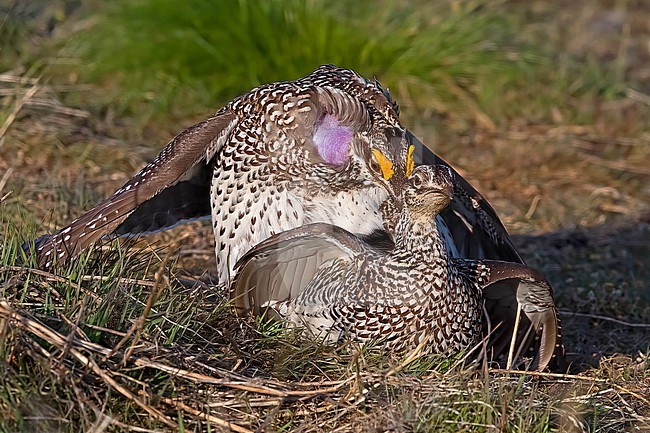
411,173 -> 423,188
369,155 -> 380,173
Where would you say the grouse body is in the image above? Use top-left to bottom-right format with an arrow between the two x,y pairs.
232,165 -> 561,370
33,65 -> 405,282
29,66 -> 565,369
32,66 -> 521,279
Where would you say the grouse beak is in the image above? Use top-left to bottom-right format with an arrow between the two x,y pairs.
425,183 -> 453,201
381,174 -> 400,202
430,167 -> 455,211
432,184 -> 453,200
422,185 -> 453,215
412,177 -> 452,198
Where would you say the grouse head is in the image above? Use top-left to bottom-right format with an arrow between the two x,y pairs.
402,165 -> 454,222
298,65 -> 405,195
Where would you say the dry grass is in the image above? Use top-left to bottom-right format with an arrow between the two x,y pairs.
1,0 -> 649,431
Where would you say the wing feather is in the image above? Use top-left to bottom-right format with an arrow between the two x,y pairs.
231,223 -> 369,316
31,111 -> 237,269
458,259 -> 565,371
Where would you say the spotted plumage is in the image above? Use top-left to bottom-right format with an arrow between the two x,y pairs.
232,165 -> 562,370
31,65 -> 405,282
28,66 -> 564,369
30,65 -> 524,279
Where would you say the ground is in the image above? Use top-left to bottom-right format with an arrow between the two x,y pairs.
0,0 -> 648,431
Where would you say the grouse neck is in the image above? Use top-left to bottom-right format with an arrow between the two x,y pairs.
393,208 -> 449,262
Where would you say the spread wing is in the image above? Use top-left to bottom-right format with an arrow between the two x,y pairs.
456,259 -> 565,371
231,223 -> 370,317
30,111 -> 238,269
112,163 -> 213,236
408,131 -> 522,263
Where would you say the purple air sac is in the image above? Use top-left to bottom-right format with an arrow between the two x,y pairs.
313,114 -> 352,167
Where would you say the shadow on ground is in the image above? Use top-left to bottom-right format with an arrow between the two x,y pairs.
514,215 -> 650,371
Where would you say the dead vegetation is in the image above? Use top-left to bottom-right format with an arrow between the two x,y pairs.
1,252 -> 648,432
1,0 -> 649,431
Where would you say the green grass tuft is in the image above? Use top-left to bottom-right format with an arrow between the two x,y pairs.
55,0 -> 539,127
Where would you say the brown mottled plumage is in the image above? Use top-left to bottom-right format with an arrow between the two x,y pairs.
28,65 -> 565,369
30,66 -> 522,278
232,165 -> 563,371
31,65 -> 405,282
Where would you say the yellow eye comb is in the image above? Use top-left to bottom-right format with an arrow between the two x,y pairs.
406,145 -> 415,177
371,149 -> 394,180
